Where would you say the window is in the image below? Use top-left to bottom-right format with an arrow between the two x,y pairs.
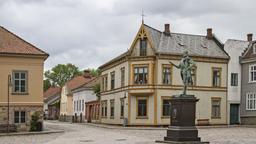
249,65 -> 256,82
212,68 -> 221,87
76,101 -> 78,111
140,39 -> 147,56
211,99 -> 221,118
162,99 -> 171,117
246,93 -> 256,110
121,67 -> 125,87
110,99 -> 115,118
120,98 -> 124,118
14,111 -> 26,123
101,101 -> 107,117
188,67 -> 197,86
162,65 -> 172,85
13,71 -> 28,93
231,73 -> 238,86
82,100 -> 84,111
134,67 -> 148,84
110,72 -> 115,90
74,101 -> 76,111
137,98 -> 147,117
102,75 -> 108,91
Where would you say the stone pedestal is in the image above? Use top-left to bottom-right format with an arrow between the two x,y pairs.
156,95 -> 209,144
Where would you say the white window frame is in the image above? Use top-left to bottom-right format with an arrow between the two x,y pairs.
246,92 -> 256,110
249,64 -> 256,83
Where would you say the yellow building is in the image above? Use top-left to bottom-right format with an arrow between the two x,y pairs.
99,23 -> 229,126
0,26 -> 48,131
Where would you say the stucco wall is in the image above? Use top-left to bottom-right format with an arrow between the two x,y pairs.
0,56 -> 44,105
73,89 -> 97,115
241,61 -> 256,117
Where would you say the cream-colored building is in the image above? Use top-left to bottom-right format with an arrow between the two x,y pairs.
0,26 -> 48,131
59,71 -> 94,122
99,23 -> 229,126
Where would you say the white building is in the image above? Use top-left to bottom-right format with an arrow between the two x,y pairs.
72,77 -> 99,122
224,34 -> 251,124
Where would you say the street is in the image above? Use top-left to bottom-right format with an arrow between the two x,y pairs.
0,121 -> 256,144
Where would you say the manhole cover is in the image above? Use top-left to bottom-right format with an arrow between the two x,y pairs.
79,140 -> 94,143
115,139 -> 127,141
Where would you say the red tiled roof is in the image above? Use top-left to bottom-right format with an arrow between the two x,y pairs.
44,86 -> 61,99
66,75 -> 95,92
0,26 -> 48,56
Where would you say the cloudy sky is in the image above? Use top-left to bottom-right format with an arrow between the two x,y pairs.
0,0 -> 255,70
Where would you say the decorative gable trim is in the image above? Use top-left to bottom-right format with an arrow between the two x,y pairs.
128,24 -> 156,55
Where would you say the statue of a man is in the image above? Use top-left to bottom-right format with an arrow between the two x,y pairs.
170,51 -> 196,96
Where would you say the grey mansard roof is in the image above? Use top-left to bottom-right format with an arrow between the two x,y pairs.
144,24 -> 229,59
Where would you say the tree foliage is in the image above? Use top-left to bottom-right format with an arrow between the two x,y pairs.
44,63 -> 82,87
93,83 -> 101,100
89,68 -> 100,77
43,79 -> 52,92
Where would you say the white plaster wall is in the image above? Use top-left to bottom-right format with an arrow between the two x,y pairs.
224,39 -> 249,103
73,89 -> 97,115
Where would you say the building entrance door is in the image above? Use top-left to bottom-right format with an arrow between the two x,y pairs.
230,104 -> 239,124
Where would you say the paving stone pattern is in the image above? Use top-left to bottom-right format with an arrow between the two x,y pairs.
0,121 -> 256,144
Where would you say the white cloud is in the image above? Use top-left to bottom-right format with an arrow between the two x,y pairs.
0,0 -> 255,70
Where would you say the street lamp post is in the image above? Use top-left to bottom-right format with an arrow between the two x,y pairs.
7,74 -> 12,133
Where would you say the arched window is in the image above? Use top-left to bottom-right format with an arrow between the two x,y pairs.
140,38 -> 147,56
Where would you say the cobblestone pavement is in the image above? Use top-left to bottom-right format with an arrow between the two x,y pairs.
0,121 -> 256,144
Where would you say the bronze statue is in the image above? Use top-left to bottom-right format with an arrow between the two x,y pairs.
170,51 -> 196,96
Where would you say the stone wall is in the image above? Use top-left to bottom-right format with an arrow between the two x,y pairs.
0,105 -> 43,131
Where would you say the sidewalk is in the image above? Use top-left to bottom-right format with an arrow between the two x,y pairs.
45,120 -> 256,130
0,129 -> 64,137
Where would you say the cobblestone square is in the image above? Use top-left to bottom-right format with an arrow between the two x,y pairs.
0,121 -> 256,144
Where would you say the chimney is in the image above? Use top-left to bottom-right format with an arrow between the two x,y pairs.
164,24 -> 170,35
83,70 -> 91,78
207,28 -> 213,39
247,33 -> 253,41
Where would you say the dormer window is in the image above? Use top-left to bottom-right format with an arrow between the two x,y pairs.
140,39 -> 147,56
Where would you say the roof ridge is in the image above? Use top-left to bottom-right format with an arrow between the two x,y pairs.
144,23 -> 209,37
0,26 -> 49,56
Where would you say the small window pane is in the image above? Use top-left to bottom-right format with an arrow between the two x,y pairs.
20,73 -> 26,79
15,73 -> 19,79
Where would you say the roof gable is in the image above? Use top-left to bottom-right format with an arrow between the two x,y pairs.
0,26 -> 48,57
128,24 -> 156,56
242,41 -> 256,60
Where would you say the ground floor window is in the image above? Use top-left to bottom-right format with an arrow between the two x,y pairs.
110,99 -> 115,118
14,111 -> 26,123
211,98 -> 221,118
101,101 -> 107,118
162,98 -> 171,117
137,98 -> 148,118
246,92 -> 256,110
120,98 -> 124,118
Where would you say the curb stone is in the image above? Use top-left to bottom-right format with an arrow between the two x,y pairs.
0,130 -> 64,137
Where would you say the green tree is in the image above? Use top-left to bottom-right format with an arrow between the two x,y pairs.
43,79 -> 52,92
89,68 -> 100,77
44,63 -> 82,87
93,83 -> 101,100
